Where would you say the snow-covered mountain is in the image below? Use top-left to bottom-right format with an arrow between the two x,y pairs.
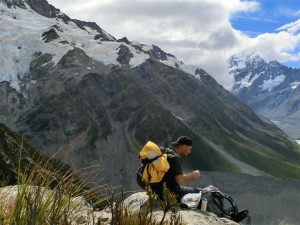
0,0 -> 205,93
229,53 -> 300,139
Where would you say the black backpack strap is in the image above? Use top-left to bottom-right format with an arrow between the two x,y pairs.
210,192 -> 226,216
211,192 -> 238,218
222,193 -> 238,215
146,163 -> 151,183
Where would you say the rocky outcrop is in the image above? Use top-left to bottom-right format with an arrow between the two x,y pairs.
123,192 -> 238,225
0,186 -> 238,225
42,28 -> 60,43
0,185 -> 98,225
72,19 -> 116,42
117,44 -> 133,65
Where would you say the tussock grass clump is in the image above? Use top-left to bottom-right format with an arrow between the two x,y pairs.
108,183 -> 183,225
0,138 -> 106,225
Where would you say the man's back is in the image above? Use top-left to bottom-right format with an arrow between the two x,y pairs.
150,148 -> 183,200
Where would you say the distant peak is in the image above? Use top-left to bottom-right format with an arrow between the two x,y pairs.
268,60 -> 282,67
229,53 -> 267,71
231,52 -> 264,63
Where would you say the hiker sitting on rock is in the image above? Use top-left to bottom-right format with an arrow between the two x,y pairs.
137,137 -> 251,224
162,136 -> 200,201
137,136 -> 201,202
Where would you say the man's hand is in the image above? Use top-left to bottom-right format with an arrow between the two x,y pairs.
175,170 -> 201,185
191,170 -> 201,180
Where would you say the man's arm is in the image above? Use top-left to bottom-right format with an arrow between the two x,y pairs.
175,170 -> 200,185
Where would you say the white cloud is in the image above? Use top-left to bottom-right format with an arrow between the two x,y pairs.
277,19 -> 300,34
47,0 -> 300,90
233,31 -> 300,63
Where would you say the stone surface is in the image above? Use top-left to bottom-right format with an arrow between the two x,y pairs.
0,186 -> 240,225
123,192 -> 239,225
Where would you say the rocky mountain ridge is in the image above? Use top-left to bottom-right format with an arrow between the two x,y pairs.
229,54 -> 300,139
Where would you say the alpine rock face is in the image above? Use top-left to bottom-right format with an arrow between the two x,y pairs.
229,54 -> 300,139
1,0 -> 300,190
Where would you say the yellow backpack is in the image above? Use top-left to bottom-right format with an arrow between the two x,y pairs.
136,141 -> 171,188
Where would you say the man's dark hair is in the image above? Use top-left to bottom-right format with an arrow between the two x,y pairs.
171,136 -> 193,146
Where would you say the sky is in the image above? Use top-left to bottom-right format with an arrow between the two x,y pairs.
46,0 -> 300,89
